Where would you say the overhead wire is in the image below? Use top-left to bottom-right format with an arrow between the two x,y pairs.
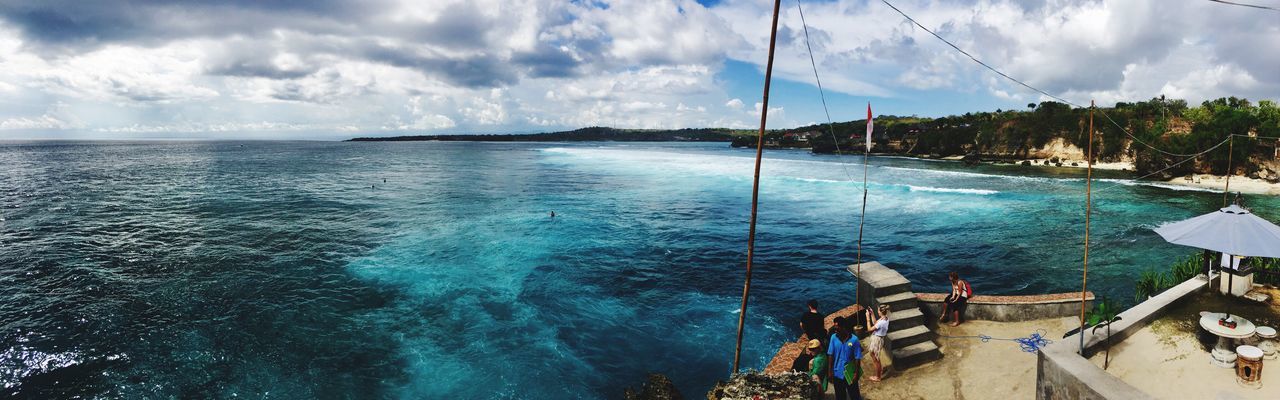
1092,136 -> 1233,194
1209,0 -> 1280,12
1093,133 -> 1278,193
878,0 -> 1218,158
797,0 -> 872,310
795,0 -> 856,183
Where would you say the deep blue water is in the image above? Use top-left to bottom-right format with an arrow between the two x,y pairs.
1,141 -> 1276,398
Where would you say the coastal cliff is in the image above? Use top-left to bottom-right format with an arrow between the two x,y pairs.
775,97 -> 1278,181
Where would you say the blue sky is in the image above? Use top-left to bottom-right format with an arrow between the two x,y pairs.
0,0 -> 1275,139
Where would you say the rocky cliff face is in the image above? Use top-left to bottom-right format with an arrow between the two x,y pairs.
1247,157 -> 1280,183
623,374 -> 684,400
704,372 -> 821,400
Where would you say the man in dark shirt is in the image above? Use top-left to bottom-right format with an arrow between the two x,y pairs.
800,299 -> 826,343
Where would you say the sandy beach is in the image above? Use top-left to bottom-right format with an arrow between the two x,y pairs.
1158,173 -> 1280,195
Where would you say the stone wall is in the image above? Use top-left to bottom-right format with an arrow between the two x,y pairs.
917,292 -> 1094,323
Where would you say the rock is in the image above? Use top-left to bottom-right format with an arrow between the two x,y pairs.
1043,160 -> 1052,165
1055,162 -> 1063,167
1021,160 -> 1032,166
1071,162 -> 1079,167
961,153 -> 982,166
625,374 -> 684,400
706,372 -> 820,400
1050,156 -> 1060,163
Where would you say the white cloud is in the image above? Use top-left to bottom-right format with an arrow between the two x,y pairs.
711,0 -> 1279,105
752,101 -> 784,120
0,0 -> 1274,137
0,102 -> 79,130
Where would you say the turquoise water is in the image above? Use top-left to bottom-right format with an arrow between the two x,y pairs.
1,141 -> 1275,398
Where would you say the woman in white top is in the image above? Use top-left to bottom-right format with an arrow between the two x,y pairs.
866,304 -> 890,382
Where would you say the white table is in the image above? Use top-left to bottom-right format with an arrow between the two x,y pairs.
1199,312 -> 1256,368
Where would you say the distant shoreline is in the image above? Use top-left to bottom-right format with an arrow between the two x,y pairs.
346,127 -> 740,143
349,134 -> 1280,195
886,153 -> 1280,195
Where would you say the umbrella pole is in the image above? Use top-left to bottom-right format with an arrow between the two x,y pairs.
731,0 -> 781,373
1225,255 -> 1235,319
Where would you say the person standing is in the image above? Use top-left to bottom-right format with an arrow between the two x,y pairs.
866,305 -> 891,382
939,272 -> 972,326
827,317 -> 863,400
800,300 -> 826,343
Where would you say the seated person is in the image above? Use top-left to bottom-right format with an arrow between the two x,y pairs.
939,272 -> 972,326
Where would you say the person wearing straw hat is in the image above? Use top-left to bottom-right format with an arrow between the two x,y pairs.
804,338 -> 829,392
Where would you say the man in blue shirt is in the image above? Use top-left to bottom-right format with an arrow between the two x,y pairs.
827,316 -> 863,400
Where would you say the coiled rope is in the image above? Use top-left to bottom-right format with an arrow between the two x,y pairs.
940,329 -> 1053,353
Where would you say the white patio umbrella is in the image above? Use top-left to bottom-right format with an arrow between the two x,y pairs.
1154,204 -> 1280,258
1153,203 -> 1280,319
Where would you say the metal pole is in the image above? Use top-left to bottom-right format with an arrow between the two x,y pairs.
1078,101 -> 1095,354
732,0 -> 782,373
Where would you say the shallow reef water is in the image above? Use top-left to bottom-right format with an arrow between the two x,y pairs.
1,140 -> 1274,398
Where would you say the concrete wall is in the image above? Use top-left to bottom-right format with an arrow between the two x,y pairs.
1077,274 -> 1208,358
917,293 -> 1094,323
1034,274 -> 1210,400
1036,342 -> 1154,400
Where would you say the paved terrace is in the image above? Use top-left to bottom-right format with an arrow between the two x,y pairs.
1087,286 -> 1280,399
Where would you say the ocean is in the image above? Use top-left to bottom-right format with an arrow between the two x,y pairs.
2,141 -> 1274,398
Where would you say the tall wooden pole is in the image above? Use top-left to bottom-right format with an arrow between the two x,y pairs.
1223,135 -> 1234,207
1078,101 -> 1095,354
733,0 -> 783,373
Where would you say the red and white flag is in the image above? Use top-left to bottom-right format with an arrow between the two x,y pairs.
865,103 -> 873,150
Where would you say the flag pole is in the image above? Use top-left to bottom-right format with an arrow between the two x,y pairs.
855,104 -> 872,311
732,0 -> 782,373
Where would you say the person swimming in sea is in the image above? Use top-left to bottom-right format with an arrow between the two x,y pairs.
549,211 -> 556,218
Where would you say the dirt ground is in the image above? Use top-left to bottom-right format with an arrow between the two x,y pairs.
815,317 -> 1079,400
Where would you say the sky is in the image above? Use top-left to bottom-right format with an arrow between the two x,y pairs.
0,0 -> 1275,140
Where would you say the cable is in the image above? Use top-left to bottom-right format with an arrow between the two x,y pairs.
796,0 -> 856,182
878,0 -> 1214,158
1209,0 -> 1280,12
1092,136 -> 1233,194
797,0 -> 874,308
1236,133 -> 1280,141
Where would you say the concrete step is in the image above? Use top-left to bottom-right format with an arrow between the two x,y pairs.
875,291 -> 918,312
888,307 -> 925,329
886,325 -> 933,348
847,262 -> 912,296
891,341 -> 943,369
